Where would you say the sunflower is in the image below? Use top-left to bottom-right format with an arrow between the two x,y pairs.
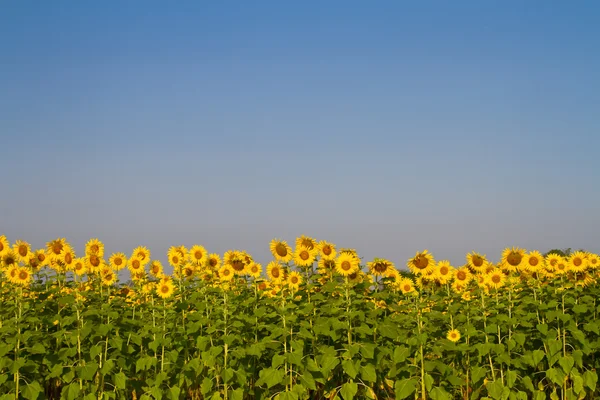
295,235 -> 317,250
128,257 -> 144,274
545,253 -> 563,271
85,238 -> 104,257
318,257 -> 336,273
73,258 -> 87,276
554,260 -> 568,275
348,270 -> 365,284
287,271 -> 303,290
266,261 -> 285,282
106,252 -> 126,271
132,246 -> 151,266
13,240 -> 32,263
59,246 -> 77,271
32,249 -> 48,268
407,250 -> 435,275
523,251 -> 544,272
398,278 -> 416,295
336,253 -> 359,276
451,281 -> 467,293
367,258 -> 394,277
485,270 -> 506,289
6,264 -> 19,284
293,245 -> 317,268
85,254 -> 103,273
269,239 -> 293,262
46,238 -> 67,261
569,251 -> 588,273
447,329 -> 461,342
454,267 -> 472,284
189,245 -> 208,266
461,291 -> 472,301
247,262 -> 262,279
156,279 -> 175,299
219,264 -> 235,281
167,247 -> 185,268
466,252 -> 488,273
339,248 -> 359,258
501,247 -> 525,271
2,250 -> 19,269
207,253 -> 221,270
182,264 -> 196,280
15,267 -> 32,286
574,272 -> 595,288
318,240 -> 337,259
587,253 -> 599,270
149,260 -> 163,277
101,270 -> 117,286
435,260 -> 454,284
0,235 -> 9,257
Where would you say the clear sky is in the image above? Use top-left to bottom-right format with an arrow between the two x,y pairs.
1,1 -> 599,271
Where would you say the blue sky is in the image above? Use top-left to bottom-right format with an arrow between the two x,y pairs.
1,1 -> 599,270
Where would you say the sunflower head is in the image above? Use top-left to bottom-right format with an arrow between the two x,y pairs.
569,251 -> 589,272
189,245 -> 208,266
318,240 -> 337,259
46,238 -> 67,260
335,253 -> 359,277
85,238 -> 104,257
407,250 -> 435,275
247,262 -> 262,279
501,247 -> 525,271
523,251 -> 544,272
447,329 -> 461,343
2,250 -> 19,269
397,277 -> 416,295
156,280 -> 175,299
266,261 -> 285,282
219,265 -> 235,282
466,252 -> 488,272
109,253 -> 127,271
149,260 -> 163,277
132,246 -> 151,266
13,240 -> 32,263
287,271 -> 303,290
293,245 -> 317,268
207,253 -> 221,270
454,267 -> 472,284
15,267 -> 32,286
0,235 -> 9,256
295,235 -> 317,250
367,258 -> 393,277
73,258 -> 87,276
435,260 -> 454,284
167,247 -> 185,268
485,269 -> 506,289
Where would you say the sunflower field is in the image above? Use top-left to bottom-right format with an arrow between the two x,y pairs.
0,235 -> 599,400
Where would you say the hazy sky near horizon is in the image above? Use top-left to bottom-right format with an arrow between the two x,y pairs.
1,2 -> 599,270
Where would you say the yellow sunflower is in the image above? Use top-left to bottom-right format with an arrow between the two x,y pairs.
13,240 -> 32,263
454,267 -> 472,284
501,247 -> 525,271
247,262 -> 262,279
407,250 -> 435,275
335,253 -> 359,276
6,264 -> 19,284
451,281 -> 467,293
101,270 -> 116,286
131,246 -> 151,266
2,250 -> 19,269
587,253 -> 599,270
0,235 -> 9,257
466,252 -> 488,273
182,264 -> 196,280
15,267 -> 32,286
266,261 -> 285,282
189,245 -> 208,266
32,249 -> 49,267
545,253 -> 563,271
293,245 -> 317,268
59,246 -> 77,271
318,257 -> 336,273
447,329 -> 461,342
523,251 -> 544,272
149,260 -> 163,277
46,238 -> 67,261
318,240 -> 337,259
295,235 -> 317,250
367,258 -> 394,277
398,278 -> 416,295
569,251 -> 588,273
108,252 -> 127,271
156,279 -> 175,299
85,238 -> 104,257
485,269 -> 506,289
85,254 -> 103,273
73,258 -> 87,276
554,260 -> 568,275
287,271 -> 303,290
269,239 -> 293,262
219,264 -> 235,281
167,247 -> 185,268
207,253 -> 221,270
128,257 -> 144,274
348,270 -> 365,284
435,260 -> 455,284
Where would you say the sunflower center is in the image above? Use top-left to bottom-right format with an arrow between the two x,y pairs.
132,259 -> 140,270
491,274 -> 501,284
91,244 -> 99,253
52,243 -> 63,255
440,266 -> 449,275
550,259 -> 558,266
258,282 -> 267,290
209,258 -> 218,267
322,246 -> 332,256
194,251 -> 203,260
291,276 -> 299,284
18,245 -> 28,257
18,270 -> 28,280
76,263 -> 83,271
271,268 -> 280,278
223,268 -> 231,276
10,268 -> 18,278
65,253 -> 72,264
115,258 -> 123,266
349,272 -> 358,280
472,255 -> 484,267
232,261 -> 244,271
341,261 -> 352,271
137,252 -> 146,260
375,263 -> 387,273
414,255 -> 429,269
185,268 -> 193,277
251,266 -> 258,273
573,258 -> 582,267
529,257 -> 539,266
0,242 -> 3,251
456,270 -> 467,281
161,285 -> 170,293
301,239 -> 314,249
507,252 -> 522,266
37,253 -> 46,262
275,244 -> 288,257
90,255 -> 100,267
300,251 -> 309,261
403,284 -> 411,292
172,256 -> 180,264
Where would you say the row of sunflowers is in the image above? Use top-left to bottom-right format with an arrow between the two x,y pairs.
0,234 -> 599,399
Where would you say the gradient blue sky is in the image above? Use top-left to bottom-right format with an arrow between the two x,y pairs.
1,1 -> 599,271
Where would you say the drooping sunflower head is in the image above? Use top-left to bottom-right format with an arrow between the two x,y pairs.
367,258 -> 394,277
247,262 -> 262,279
149,260 -> 163,277
335,253 -> 359,277
2,250 -> 19,269
0,235 -> 9,256
46,238 -> 67,260
182,264 -> 196,280
318,240 -> 337,259
569,251 -> 588,272
318,257 -> 337,274
466,252 -> 488,273
85,238 -> 104,257
207,253 -> 222,270
167,246 -> 185,268
293,245 -> 317,268
407,250 -> 435,275
218,264 -> 235,282
131,246 -> 151,266
501,247 -> 525,271
295,235 -> 317,251
189,245 -> 208,266
266,261 -> 285,282
447,329 -> 461,343
109,252 -> 127,271
13,240 -> 32,263
523,251 -> 544,272
287,271 -> 303,290
435,260 -> 455,284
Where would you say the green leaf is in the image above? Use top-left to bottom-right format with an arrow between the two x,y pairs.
486,380 -> 506,400
22,381 -> 43,400
257,367 -> 285,388
506,370 -> 517,388
360,364 -> 377,383
471,366 -> 487,385
114,372 -> 127,390
278,392 -> 299,400
230,388 -> 244,400
395,378 -> 417,399
27,343 -> 46,355
394,346 -> 410,364
60,382 -> 80,400
558,356 -> 574,374
430,387 -> 451,400
572,374 -> 584,395
78,362 -> 98,381
340,382 -> 358,400
424,373 -> 434,392
583,370 -> 598,390
342,359 -> 358,379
